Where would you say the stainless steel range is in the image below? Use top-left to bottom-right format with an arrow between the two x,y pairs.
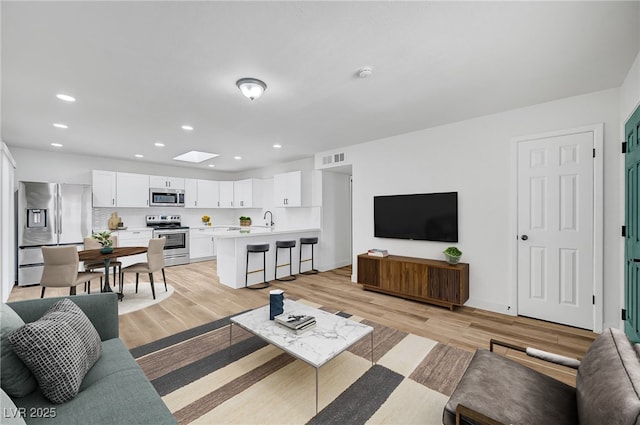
146,215 -> 189,266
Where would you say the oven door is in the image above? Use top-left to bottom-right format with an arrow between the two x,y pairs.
155,230 -> 187,251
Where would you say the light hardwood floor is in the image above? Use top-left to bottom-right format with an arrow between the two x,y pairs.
8,260 -> 597,386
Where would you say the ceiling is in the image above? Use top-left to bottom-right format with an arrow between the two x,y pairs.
2,1 -> 639,172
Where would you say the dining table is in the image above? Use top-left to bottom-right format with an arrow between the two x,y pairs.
78,246 -> 148,299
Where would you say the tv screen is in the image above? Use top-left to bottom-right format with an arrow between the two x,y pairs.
374,192 -> 458,242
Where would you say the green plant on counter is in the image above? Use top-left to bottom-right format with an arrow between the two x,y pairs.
239,216 -> 252,226
91,231 -> 113,247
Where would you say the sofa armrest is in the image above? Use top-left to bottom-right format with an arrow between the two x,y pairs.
7,293 -> 119,341
455,404 -> 506,425
490,339 -> 581,369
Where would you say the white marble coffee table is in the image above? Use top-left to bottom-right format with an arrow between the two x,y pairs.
229,299 -> 374,413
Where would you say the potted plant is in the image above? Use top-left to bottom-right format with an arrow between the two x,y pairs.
443,246 -> 462,264
92,231 -> 114,254
239,216 -> 252,227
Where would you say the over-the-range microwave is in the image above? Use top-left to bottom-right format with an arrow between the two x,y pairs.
149,188 -> 185,207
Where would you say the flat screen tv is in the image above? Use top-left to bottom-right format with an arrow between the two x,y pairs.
374,192 -> 458,242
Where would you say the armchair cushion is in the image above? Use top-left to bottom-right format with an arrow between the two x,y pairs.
443,349 -> 578,425
8,299 -> 102,404
0,303 -> 37,398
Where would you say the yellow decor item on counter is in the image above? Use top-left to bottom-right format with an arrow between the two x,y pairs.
108,212 -> 120,230
202,215 -> 211,226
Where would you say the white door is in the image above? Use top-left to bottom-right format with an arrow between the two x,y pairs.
517,131 -> 594,329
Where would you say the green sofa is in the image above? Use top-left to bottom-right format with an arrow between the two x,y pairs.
3,293 -> 177,425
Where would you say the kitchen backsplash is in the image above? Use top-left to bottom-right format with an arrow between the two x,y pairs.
92,207 -> 321,231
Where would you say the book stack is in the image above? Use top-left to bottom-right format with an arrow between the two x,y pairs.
367,249 -> 389,257
275,313 -> 316,334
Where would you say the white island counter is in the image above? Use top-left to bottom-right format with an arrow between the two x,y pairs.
214,227 -> 321,289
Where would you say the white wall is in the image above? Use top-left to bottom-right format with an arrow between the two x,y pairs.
0,143 -> 17,302
319,88 -> 623,328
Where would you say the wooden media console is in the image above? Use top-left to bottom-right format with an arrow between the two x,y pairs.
357,253 -> 469,310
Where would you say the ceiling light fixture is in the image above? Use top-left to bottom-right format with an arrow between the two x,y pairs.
181,125 -> 194,131
234,156 -> 242,160
53,123 -> 68,129
273,144 -> 282,149
154,142 -> 165,147
236,78 -> 267,101
50,143 -> 63,148
173,150 -> 219,163
56,94 -> 76,102
135,154 -> 144,158
357,67 -> 373,78
208,164 -> 215,168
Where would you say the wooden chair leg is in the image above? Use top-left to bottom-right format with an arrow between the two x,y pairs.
40,287 -> 45,298
162,268 -> 167,291
149,273 -> 156,300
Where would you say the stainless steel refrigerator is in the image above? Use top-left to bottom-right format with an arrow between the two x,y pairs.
17,181 -> 92,286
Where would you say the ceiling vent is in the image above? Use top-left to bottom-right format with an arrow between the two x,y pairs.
322,152 -> 345,165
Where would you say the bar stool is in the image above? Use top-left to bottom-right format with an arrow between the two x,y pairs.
299,237 -> 319,275
275,240 -> 296,282
245,243 -> 270,289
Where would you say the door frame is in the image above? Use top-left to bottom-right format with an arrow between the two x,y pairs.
509,123 -> 604,332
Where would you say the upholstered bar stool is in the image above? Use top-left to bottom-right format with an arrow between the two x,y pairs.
274,240 -> 296,282
245,243 -> 270,289
299,237 -> 319,275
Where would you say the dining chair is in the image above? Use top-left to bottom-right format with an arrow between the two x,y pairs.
40,246 -> 104,298
119,238 -> 167,300
83,235 -> 122,293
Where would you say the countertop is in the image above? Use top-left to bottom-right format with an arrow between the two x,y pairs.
212,226 -> 320,239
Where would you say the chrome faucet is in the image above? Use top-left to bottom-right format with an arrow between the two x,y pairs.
263,210 -> 274,227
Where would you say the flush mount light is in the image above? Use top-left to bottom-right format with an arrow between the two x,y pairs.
154,142 -> 165,147
236,78 -> 267,101
181,125 -> 194,131
173,150 -> 219,163
53,123 -> 68,129
135,154 -> 144,158
50,143 -> 63,148
233,156 -> 242,160
273,144 -> 282,149
56,94 -> 76,102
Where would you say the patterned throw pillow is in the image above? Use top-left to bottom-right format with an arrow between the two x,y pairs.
7,299 -> 103,404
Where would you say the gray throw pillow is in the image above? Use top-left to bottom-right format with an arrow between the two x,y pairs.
8,299 -> 103,404
0,303 -> 37,398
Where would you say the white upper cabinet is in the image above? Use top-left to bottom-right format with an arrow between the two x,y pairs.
219,181 -> 235,208
92,170 -> 116,207
185,179 -> 219,209
273,170 -> 321,207
234,178 -> 262,208
116,172 -> 149,208
149,175 -> 185,190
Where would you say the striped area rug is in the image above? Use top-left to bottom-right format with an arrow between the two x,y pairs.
131,301 -> 473,425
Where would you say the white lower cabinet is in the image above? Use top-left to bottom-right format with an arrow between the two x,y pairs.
189,228 -> 215,261
115,229 -> 153,268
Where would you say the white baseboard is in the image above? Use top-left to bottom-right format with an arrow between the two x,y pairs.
318,260 -> 351,273
465,297 -> 516,316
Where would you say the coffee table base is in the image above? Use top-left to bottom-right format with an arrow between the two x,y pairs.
229,322 -> 374,414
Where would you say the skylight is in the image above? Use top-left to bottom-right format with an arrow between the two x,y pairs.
173,151 -> 219,163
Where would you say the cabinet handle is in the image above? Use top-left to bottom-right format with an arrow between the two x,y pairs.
112,198 -> 115,205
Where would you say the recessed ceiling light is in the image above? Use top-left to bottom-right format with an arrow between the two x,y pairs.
53,123 -> 68,129
135,154 -> 144,158
154,142 -> 165,147
234,156 -> 242,160
181,125 -> 194,131
173,150 -> 219,163
208,164 -> 215,168
273,144 -> 282,148
56,94 -> 76,102
50,143 -> 63,148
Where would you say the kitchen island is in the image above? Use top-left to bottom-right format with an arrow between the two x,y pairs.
214,227 -> 321,289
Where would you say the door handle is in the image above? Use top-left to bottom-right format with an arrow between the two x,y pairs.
633,259 -> 640,263
520,235 -> 528,241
